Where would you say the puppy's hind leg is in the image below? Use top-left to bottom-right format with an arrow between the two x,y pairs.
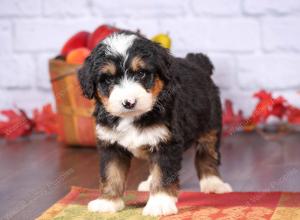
137,160 -> 154,191
195,130 -> 232,193
138,175 -> 152,191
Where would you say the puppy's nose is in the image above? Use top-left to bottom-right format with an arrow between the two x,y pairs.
122,98 -> 136,109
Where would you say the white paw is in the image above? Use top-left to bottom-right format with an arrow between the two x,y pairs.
88,198 -> 125,213
138,180 -> 150,191
137,175 -> 152,191
200,176 -> 232,194
142,193 -> 178,216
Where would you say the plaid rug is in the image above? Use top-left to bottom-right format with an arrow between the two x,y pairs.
37,186 -> 300,220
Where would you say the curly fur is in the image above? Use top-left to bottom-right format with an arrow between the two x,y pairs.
78,32 -> 230,216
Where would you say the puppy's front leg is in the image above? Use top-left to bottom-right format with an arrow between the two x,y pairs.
143,144 -> 182,216
88,144 -> 132,213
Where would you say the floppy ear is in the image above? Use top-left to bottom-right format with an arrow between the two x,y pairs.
154,43 -> 172,81
78,43 -> 107,99
78,55 -> 95,99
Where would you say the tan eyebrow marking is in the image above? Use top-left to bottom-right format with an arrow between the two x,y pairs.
131,56 -> 146,72
97,91 -> 109,107
99,62 -> 116,75
151,77 -> 164,98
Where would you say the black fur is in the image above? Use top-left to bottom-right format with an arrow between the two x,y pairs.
185,53 -> 214,76
78,32 -> 222,198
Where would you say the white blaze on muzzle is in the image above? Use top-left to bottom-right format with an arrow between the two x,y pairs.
107,76 -> 154,117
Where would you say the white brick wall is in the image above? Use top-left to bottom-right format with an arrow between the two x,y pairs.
0,0 -> 41,16
191,0 -> 241,16
0,0 -> 300,115
91,0 -> 188,17
262,18 -> 300,52
238,55 -> 300,90
243,0 -> 300,15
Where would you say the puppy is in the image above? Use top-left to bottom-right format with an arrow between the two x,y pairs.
78,31 -> 232,216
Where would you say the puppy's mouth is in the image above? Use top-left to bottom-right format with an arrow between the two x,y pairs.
119,111 -> 143,117
111,107 -> 153,118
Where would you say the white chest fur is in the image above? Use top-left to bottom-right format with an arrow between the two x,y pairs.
96,118 -> 170,151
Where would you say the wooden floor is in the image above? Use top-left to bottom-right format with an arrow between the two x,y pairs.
1,132 -> 300,219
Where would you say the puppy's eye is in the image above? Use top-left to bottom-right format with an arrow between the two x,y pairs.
100,75 -> 113,85
105,78 -> 112,84
137,71 -> 146,80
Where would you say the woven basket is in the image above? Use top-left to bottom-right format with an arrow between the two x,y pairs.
49,59 -> 96,147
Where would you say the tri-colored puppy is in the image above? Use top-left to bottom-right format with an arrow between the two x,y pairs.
78,31 -> 232,216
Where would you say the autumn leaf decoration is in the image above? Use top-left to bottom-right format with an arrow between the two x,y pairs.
32,104 -> 58,135
222,90 -> 300,135
287,105 -> 300,124
222,99 -> 246,136
0,109 -> 34,140
250,90 -> 289,124
0,104 -> 58,140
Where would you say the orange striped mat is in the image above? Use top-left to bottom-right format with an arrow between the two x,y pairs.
37,186 -> 300,220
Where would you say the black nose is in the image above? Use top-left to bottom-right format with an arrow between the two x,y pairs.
122,99 -> 136,109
